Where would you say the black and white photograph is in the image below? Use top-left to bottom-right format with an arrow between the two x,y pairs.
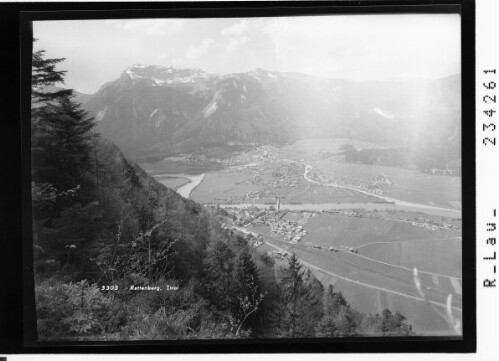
28,10 -> 464,343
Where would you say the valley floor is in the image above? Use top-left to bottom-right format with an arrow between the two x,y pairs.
140,138 -> 463,336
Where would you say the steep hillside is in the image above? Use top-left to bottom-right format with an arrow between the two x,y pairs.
33,136 -> 281,339
33,137 -> 219,282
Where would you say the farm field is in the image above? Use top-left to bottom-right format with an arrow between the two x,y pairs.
285,184 -> 376,204
250,206 -> 463,335
359,238 -> 462,278
190,166 -> 375,205
282,137 -> 389,157
311,158 -> 461,209
258,235 -> 462,335
190,171 -> 264,203
296,247 -> 457,303
260,233 -> 460,304
142,138 -> 461,213
192,169 -> 378,205
329,275 -> 460,335
372,210 -> 462,230
280,138 -> 461,210
303,213 -> 461,249
141,137 -> 461,213
140,157 -> 224,175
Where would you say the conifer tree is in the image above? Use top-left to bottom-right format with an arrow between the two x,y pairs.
31,43 -> 96,194
205,241 -> 237,310
317,315 -> 338,337
379,309 -> 413,336
318,285 -> 357,337
280,253 -> 317,337
323,284 -> 348,317
31,41 -> 98,270
232,249 -> 264,335
31,44 -> 72,103
234,249 -> 259,291
334,305 -> 357,336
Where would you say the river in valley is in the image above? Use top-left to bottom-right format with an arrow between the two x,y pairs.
213,202 -> 461,218
154,173 -> 205,199
150,165 -> 460,217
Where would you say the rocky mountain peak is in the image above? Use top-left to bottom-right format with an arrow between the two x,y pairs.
121,64 -> 210,85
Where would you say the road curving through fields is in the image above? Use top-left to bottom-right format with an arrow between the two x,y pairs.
303,164 -> 461,217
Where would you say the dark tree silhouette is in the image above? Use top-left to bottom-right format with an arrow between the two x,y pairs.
232,249 -> 265,335
280,254 -> 320,337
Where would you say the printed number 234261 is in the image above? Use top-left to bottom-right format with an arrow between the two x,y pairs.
483,69 -> 496,146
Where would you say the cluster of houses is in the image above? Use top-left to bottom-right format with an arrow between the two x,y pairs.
270,219 -> 308,244
226,207 -> 267,226
409,217 -> 454,230
267,178 -> 297,189
322,209 -> 365,217
221,207 -> 365,256
369,173 -> 393,187
347,182 -> 385,195
411,222 -> 440,231
421,168 -> 461,176
274,163 -> 303,178
236,162 -> 261,173
234,155 -> 304,191
312,173 -> 334,186
249,174 -> 263,186
266,250 -> 289,261
242,190 -> 263,201
339,245 -> 359,254
315,173 -> 392,196
307,243 -> 358,254
253,147 -> 276,163
221,223 -> 264,248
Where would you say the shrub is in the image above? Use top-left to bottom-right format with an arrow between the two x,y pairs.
36,278 -> 112,338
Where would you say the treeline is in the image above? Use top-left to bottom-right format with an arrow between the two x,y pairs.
32,44 -> 413,341
340,145 -> 461,174
342,147 -> 412,168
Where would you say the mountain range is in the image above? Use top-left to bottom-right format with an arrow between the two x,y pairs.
77,65 -> 461,164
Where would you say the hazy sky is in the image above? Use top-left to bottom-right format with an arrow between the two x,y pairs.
34,15 -> 460,94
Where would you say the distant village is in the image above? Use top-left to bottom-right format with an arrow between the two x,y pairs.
420,168 -> 461,176
214,201 -> 459,263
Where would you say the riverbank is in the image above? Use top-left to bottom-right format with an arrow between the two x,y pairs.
150,172 -> 206,199
177,173 -> 205,199
211,202 -> 461,218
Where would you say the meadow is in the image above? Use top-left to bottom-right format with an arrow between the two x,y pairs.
251,207 -> 463,335
285,184 -> 376,204
311,159 -> 461,209
140,157 -> 224,175
259,237 -> 462,335
319,273 -> 461,335
303,213 -> 461,249
359,238 -> 462,277
190,171 -> 264,204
